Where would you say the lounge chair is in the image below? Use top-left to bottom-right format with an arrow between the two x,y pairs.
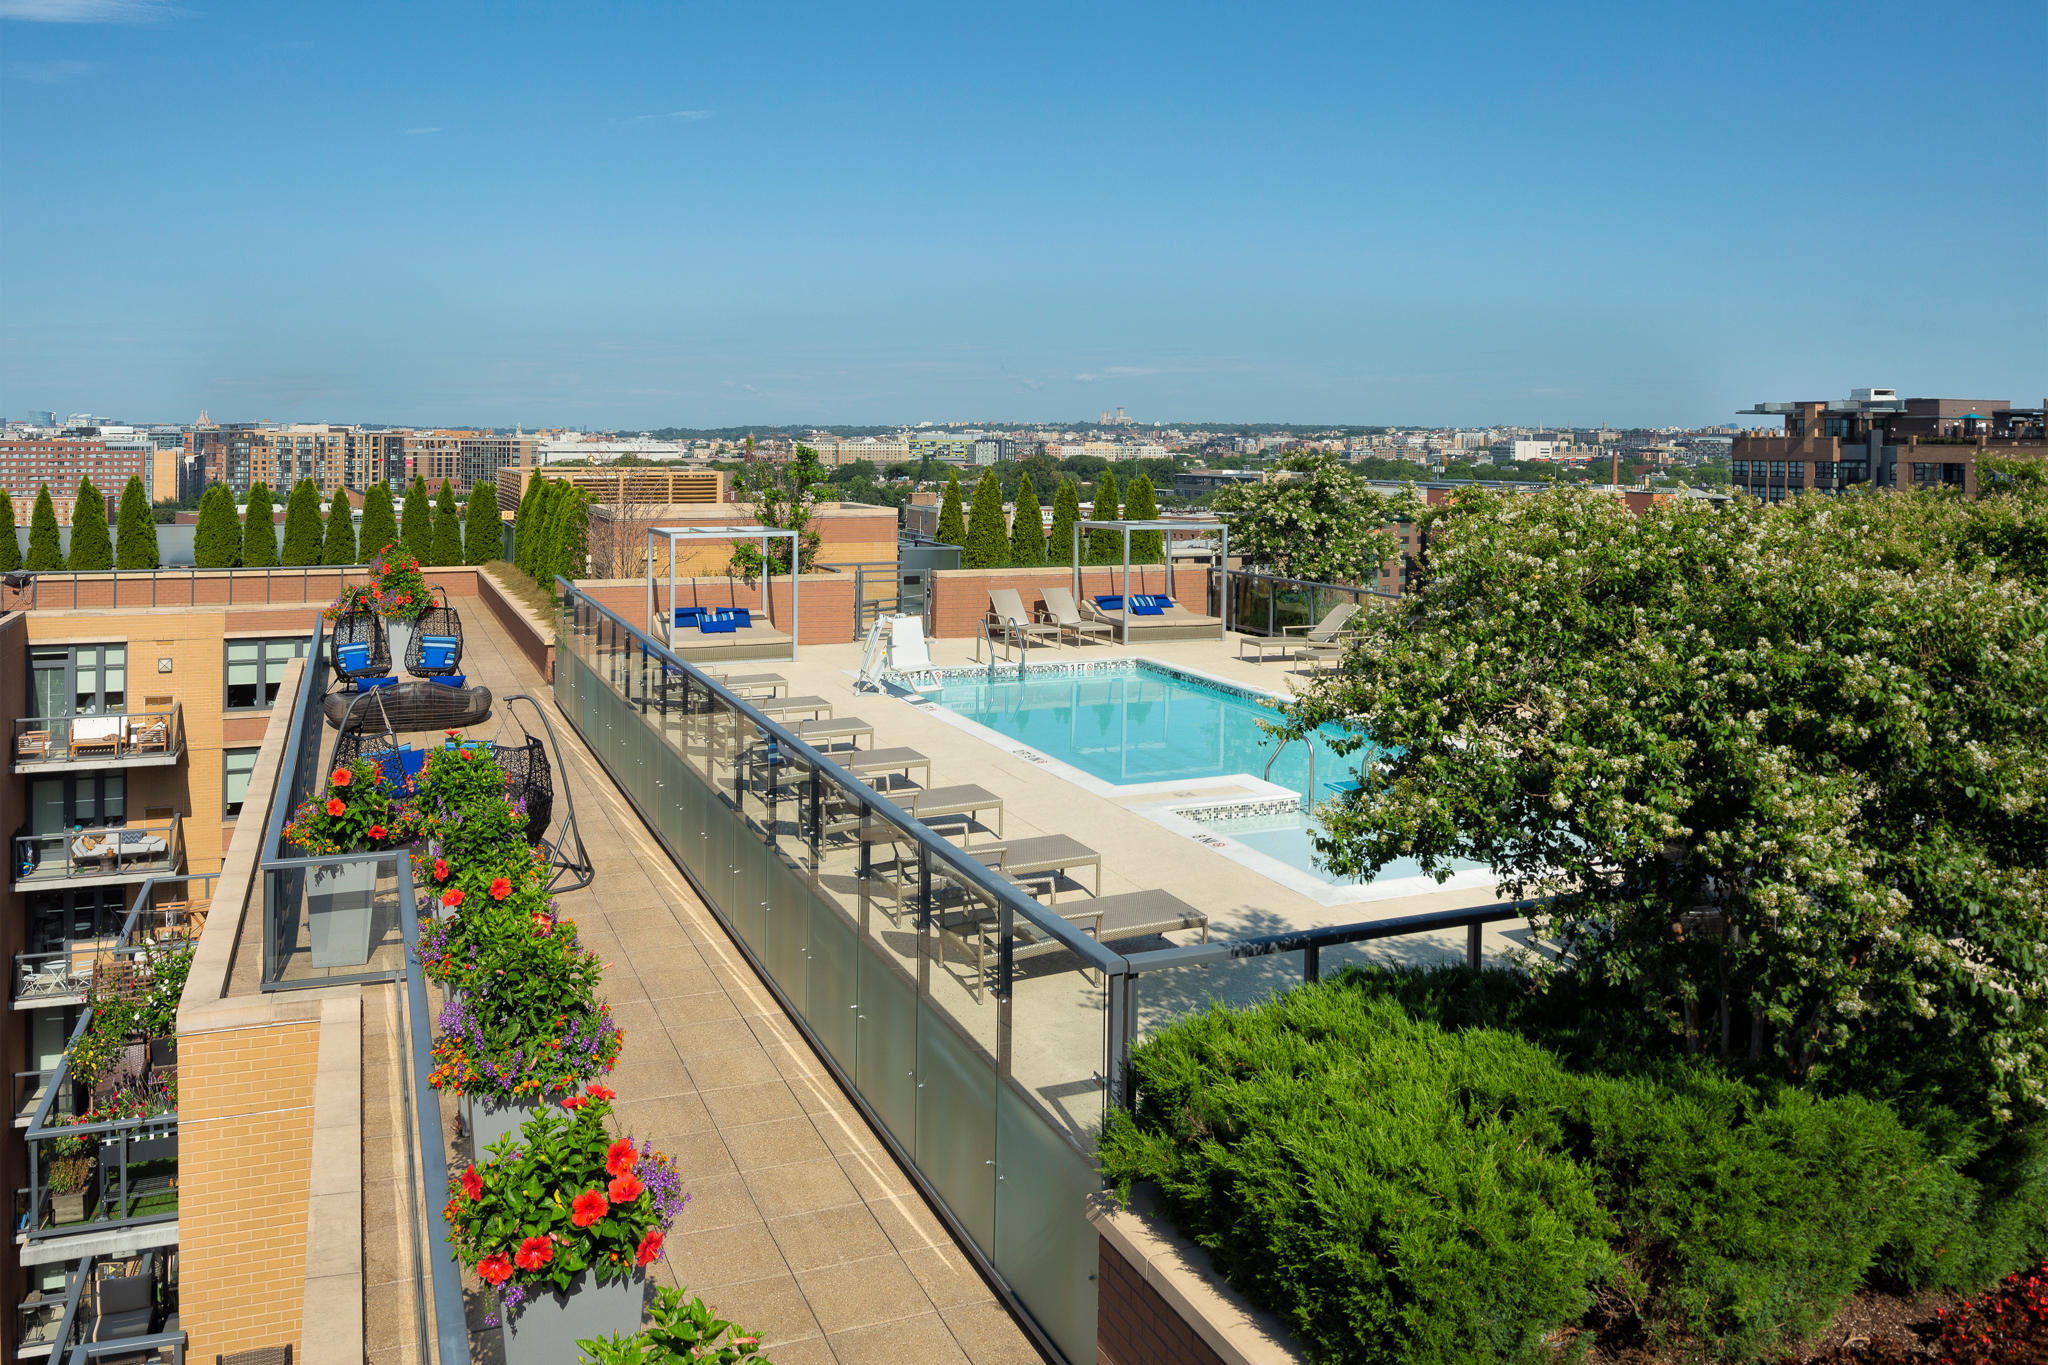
938,887 -> 1208,999
898,783 -> 1005,838
956,833 -> 1102,901
841,746 -> 931,789
753,695 -> 833,723
15,729 -> 50,762
793,717 -> 872,750
127,715 -> 171,755
1239,602 -> 1361,663
987,588 -> 1060,651
1038,587 -> 1114,647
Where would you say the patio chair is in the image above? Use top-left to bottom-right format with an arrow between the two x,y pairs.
127,713 -> 171,755
1037,586 -> 1114,646
330,608 -> 392,689
15,729 -> 50,761
1239,601 -> 1361,663
91,1268 -> 155,1340
987,589 -> 1059,651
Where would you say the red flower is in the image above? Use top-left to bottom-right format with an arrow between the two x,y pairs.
635,1228 -> 663,1267
587,1083 -> 616,1102
325,797 -> 346,817
367,824 -> 387,841
531,913 -> 552,937
459,1165 -> 482,1201
442,888 -> 464,908
608,1172 -> 644,1203
570,1189 -> 609,1227
561,1094 -> 587,1111
433,858 -> 448,881
331,767 -> 352,788
477,1253 -> 512,1285
446,729 -> 460,738
513,1235 -> 554,1271
605,1138 -> 637,1177
490,876 -> 512,901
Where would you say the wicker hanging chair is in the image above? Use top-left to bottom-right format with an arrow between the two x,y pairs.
490,729 -> 554,846
322,680 -> 493,732
492,694 -> 591,889
405,587 -> 465,678
329,607 -> 391,689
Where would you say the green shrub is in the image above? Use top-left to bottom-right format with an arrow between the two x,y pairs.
242,481 -> 277,567
431,478 -> 463,566
115,475 -> 158,569
358,481 -> 399,558
67,478 -> 111,570
934,471 -> 965,546
463,486 -> 500,565
280,478 -> 323,564
322,486 -> 356,565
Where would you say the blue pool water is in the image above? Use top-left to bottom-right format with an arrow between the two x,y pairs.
923,662 -> 1474,889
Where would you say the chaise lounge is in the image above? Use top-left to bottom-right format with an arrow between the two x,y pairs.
1082,592 -> 1224,643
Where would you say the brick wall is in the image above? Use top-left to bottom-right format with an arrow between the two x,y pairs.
1097,1235 -> 1225,1365
478,569 -> 555,680
19,565 -> 483,612
178,1015 -> 325,1360
927,563 -> 1208,639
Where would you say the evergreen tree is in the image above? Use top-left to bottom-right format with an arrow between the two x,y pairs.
0,490 -> 19,573
322,487 -> 356,565
67,479 -> 112,571
519,480 -> 553,578
280,478 -> 324,565
241,482 -> 278,567
1089,468 -> 1122,564
401,477 -> 433,562
25,486 -> 63,571
193,484 -> 241,568
1124,472 -> 1162,563
463,486 -> 501,565
1009,473 -> 1046,565
547,485 -> 589,584
963,469 -> 1009,569
512,474 -> 544,571
934,471 -> 966,546
1048,478 -> 1082,567
358,481 -> 399,559
115,475 -> 158,570
530,481 -> 570,587
431,479 -> 464,566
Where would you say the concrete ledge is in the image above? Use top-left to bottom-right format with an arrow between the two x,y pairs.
1087,1186 -> 1307,1365
478,566 -> 555,682
300,994 -> 366,1365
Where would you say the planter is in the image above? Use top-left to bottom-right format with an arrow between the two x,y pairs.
464,1090 -> 558,1157
386,618 -> 416,676
502,1269 -> 646,1365
48,1172 -> 96,1226
308,858 -> 379,968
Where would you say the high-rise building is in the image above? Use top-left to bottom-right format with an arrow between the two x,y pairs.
0,438 -> 150,524
1732,390 -> 2047,500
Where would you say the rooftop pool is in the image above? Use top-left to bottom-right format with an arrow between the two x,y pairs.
916,660 -> 1484,896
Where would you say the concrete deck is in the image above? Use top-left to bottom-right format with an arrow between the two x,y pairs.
444,615 -> 1043,1365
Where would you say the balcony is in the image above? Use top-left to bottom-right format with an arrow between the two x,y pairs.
13,818 -> 183,891
17,1251 -> 182,1363
15,883 -> 208,1009
12,704 -> 185,775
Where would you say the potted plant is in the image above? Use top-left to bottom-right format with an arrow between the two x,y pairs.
445,1086 -> 684,1363
325,546 -> 433,665
282,760 -> 409,968
411,739 -> 548,904
577,1286 -> 769,1362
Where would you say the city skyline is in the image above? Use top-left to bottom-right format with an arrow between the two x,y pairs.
3,0 -> 2043,428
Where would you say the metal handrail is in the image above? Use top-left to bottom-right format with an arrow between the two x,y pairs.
13,817 -> 183,887
12,563 -> 381,612
12,704 -> 185,766
562,579 -> 1126,975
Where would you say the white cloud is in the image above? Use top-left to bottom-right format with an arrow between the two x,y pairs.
0,0 -> 173,21
3,57 -> 97,80
627,109 -> 712,123
1074,366 -> 1189,383
402,126 -> 442,136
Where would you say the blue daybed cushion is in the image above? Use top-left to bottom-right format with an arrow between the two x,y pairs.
1130,594 -> 1169,616
673,606 -> 707,626
698,607 -> 752,633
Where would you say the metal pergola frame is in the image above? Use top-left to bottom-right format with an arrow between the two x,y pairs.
645,525 -> 802,661
1071,518 -> 1230,644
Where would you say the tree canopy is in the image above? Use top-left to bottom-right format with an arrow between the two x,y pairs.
964,469 -> 1009,569
1212,451 -> 1416,584
464,487 -> 501,565
934,472 -> 965,547
0,490 -> 19,573
1275,485 -> 2048,1124
115,475 -> 158,570
1124,472 -> 1162,562
1047,477 -> 1081,566
730,445 -> 825,576
432,479 -> 464,566
322,487 -> 357,565
1009,472 -> 1046,565
67,478 -> 111,571
241,482 -> 278,567
281,478 -> 325,565
401,477 -> 433,563
358,481 -> 400,559
1088,468 -> 1121,564
193,484 -> 240,568
25,486 -> 62,571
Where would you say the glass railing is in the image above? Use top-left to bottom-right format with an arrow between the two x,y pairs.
1209,566 -> 1402,637
557,580 -> 1124,1365
12,705 -> 184,768
13,818 -> 183,889
14,1261 -> 82,1361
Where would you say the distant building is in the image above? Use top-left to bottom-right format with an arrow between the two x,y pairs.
494,464 -> 726,514
0,437 -> 149,523
1173,469 -> 1266,498
1512,439 -> 1559,462
1733,389 -> 2047,500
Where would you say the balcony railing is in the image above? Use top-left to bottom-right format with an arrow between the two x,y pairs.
20,877 -> 210,1246
12,705 -> 185,772
42,1251 -> 182,1364
13,818 -> 183,890
14,951 -> 93,1008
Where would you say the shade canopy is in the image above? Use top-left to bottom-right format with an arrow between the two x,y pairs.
645,525 -> 802,659
1070,518 -> 1231,643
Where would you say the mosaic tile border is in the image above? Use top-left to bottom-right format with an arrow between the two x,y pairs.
1175,797 -> 1306,823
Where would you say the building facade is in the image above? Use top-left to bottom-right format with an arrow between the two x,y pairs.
0,440 -> 150,524
1732,390 -> 2048,501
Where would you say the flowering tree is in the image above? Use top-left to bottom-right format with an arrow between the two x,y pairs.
1275,486 -> 2048,1121
1212,450 -> 1419,584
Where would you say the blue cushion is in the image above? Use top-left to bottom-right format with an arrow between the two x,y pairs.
1130,597 -> 1165,616
418,646 -> 457,669
1138,594 -> 1174,610
429,674 -> 467,689
1094,595 -> 1125,611
698,617 -> 738,634
358,675 -> 399,691
336,644 -> 370,669
377,745 -> 426,788
673,606 -> 707,626
419,635 -> 459,648
725,607 -> 752,628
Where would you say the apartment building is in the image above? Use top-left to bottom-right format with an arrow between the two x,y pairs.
1732,389 -> 2048,500
402,430 -> 536,495
0,440 -> 150,525
186,426 -> 532,497
492,463 -> 726,514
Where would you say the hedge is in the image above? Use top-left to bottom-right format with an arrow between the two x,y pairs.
1098,968 -> 2048,1365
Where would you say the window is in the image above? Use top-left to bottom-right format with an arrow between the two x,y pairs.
27,772 -> 124,834
223,747 -> 259,818
1824,417 -> 1854,438
29,643 -> 126,718
225,636 -> 310,709
1731,461 -> 1748,478
1786,461 -> 1804,481
1944,463 -> 1967,487
1812,462 -> 1837,483
1769,461 -> 1786,478
1912,462 -> 1936,487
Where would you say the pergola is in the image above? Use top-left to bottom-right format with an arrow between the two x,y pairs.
644,525 -> 801,660
1070,518 -> 1230,643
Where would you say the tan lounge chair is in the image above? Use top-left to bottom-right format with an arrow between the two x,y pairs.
1239,601 -> 1361,663
1038,587 -> 1114,646
987,588 -> 1060,651
939,887 -> 1209,999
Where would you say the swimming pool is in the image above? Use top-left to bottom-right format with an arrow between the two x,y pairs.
918,660 -> 1479,892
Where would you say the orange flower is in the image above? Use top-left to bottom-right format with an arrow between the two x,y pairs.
331,767 -> 352,788
605,1138 -> 636,1177
587,1083 -> 616,1102
531,913 -> 552,937
477,1253 -> 512,1285
433,858 -> 448,880
608,1172 -> 644,1203
325,797 -> 346,817
561,1094 -> 587,1111
489,876 -> 511,901
570,1189 -> 608,1227
460,1165 -> 482,1201
635,1228 -> 663,1267
442,888 -> 464,908
367,824 -> 386,841
514,1235 -> 553,1271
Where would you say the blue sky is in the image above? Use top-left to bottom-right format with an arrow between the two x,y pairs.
2,0 -> 2042,429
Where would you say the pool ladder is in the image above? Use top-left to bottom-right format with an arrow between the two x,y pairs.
1264,736 -> 1314,812
973,618 -> 1029,684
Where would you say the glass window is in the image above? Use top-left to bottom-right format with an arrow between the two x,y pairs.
1731,461 -> 1748,478
1912,463 -> 1936,487
1786,462 -> 1804,480
226,636 -> 310,709
29,644 -> 125,717
224,747 -> 259,817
